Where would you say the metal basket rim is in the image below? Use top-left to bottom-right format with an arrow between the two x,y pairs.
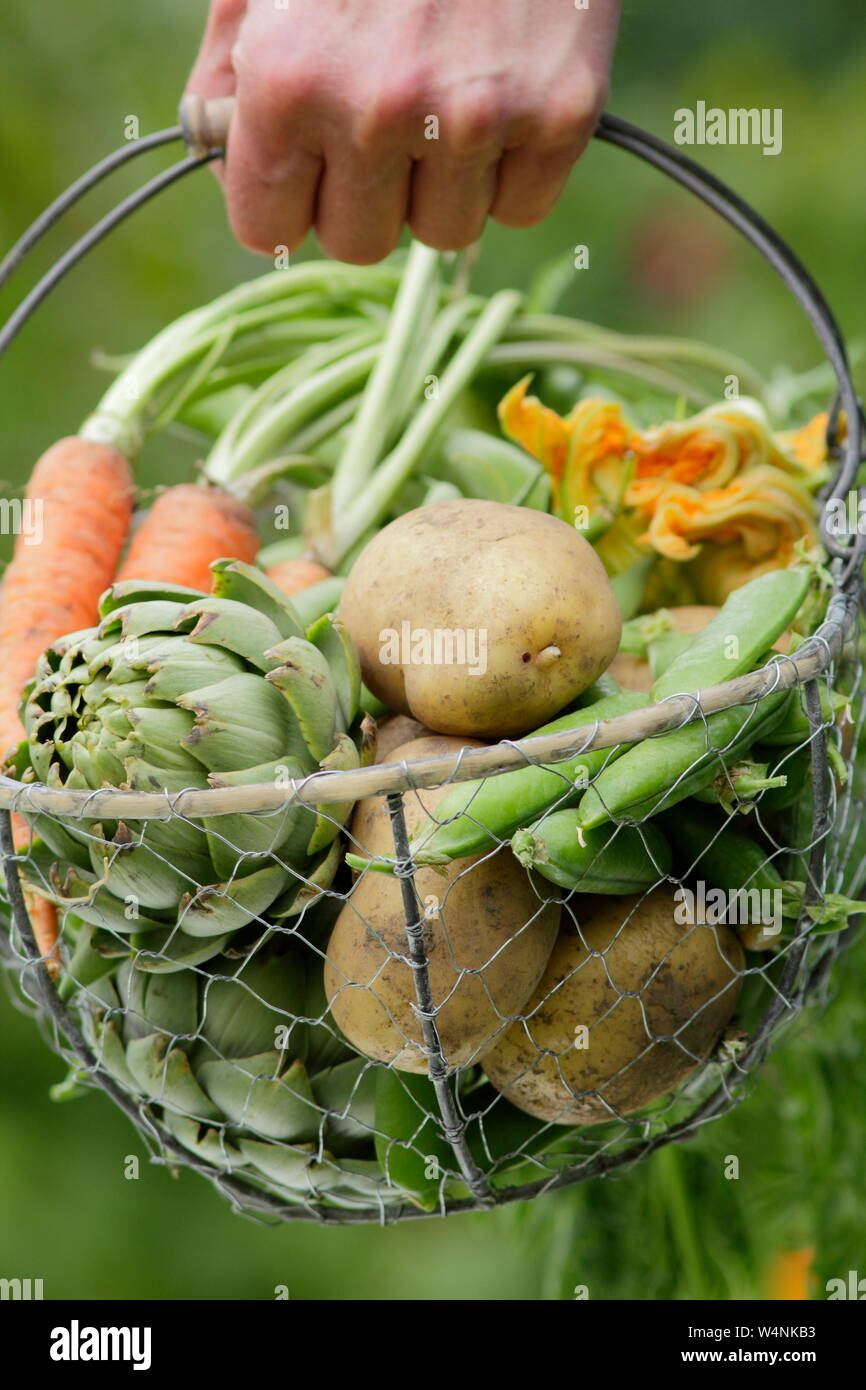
0,582 -> 857,820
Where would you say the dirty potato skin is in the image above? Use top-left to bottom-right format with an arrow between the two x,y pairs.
325,736 -> 560,1073
482,888 -> 745,1123
340,500 -> 621,738
374,713 -> 432,762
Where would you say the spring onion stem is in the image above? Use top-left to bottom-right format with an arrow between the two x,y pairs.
80,263 -> 400,454
391,295 -> 482,439
485,341 -> 718,406
206,341 -> 381,487
330,289 -> 522,565
286,393 -> 363,453
331,243 -> 442,512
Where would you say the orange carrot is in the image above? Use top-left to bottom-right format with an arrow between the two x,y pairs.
266,558 -> 332,597
115,483 -> 259,592
23,890 -> 60,976
10,809 -> 60,974
0,438 -> 134,764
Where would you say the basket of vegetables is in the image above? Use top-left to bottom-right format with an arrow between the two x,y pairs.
1,115 -> 864,1223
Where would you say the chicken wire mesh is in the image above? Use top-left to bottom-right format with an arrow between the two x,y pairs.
0,556 -> 863,1224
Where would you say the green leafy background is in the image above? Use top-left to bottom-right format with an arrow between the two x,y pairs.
1,0 -> 864,1299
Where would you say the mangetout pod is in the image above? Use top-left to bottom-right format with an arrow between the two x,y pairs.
608,606 -> 721,692
324,737 -> 560,1072
482,888 -> 744,1124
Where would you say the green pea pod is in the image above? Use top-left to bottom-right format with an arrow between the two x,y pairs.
691,759 -> 788,813
409,689 -> 647,865
571,672 -> 624,705
577,688 -> 792,828
758,682 -> 843,746
619,607 -> 676,658
647,630 -> 693,681
661,806 -> 785,897
662,805 -> 866,940
512,814 -> 672,893
610,555 -> 655,621
618,618 -> 650,657
651,567 -> 811,701
436,428 -> 551,511
374,1070 -> 455,1212
753,743 -> 811,812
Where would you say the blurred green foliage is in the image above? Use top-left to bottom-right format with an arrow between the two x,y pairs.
1,0 -> 864,1299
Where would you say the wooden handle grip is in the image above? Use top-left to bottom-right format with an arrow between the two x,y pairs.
179,94 -> 237,155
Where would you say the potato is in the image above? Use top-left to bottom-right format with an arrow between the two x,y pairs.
482,888 -> 744,1124
340,499 -> 621,737
658,604 -> 722,635
374,713 -> 432,762
607,651 -> 654,693
325,737 -> 560,1072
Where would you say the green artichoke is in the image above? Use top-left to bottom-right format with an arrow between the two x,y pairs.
16,560 -> 367,976
73,934 -> 561,1213
81,939 -> 403,1210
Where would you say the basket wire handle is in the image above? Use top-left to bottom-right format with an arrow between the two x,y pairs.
593,115 -> 864,572
0,150 -> 219,364
0,126 -> 186,293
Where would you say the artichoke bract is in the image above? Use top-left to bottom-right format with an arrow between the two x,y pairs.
17,560 -> 366,975
83,941 -> 401,1211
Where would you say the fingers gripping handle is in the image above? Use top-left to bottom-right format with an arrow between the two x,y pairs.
179,94 -> 236,156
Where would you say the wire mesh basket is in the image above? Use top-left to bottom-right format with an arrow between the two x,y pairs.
1,113 -> 864,1224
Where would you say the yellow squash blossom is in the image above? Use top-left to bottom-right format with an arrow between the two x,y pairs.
496,375 -> 578,501
639,466 -> 817,563
497,380 -> 827,604
776,412 -> 830,477
498,376 -> 632,516
625,399 -> 820,510
640,467 -> 817,603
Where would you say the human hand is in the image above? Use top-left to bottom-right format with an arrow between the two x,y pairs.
187,0 -> 621,263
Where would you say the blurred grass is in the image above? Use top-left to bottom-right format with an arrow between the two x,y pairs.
1,0 -> 865,1299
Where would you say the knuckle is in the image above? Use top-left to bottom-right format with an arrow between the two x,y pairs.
352,74 -> 427,151
536,102 -> 585,152
517,77 -> 609,152
236,51 -> 320,122
446,83 -> 504,155
227,195 -> 309,258
553,75 -> 608,140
